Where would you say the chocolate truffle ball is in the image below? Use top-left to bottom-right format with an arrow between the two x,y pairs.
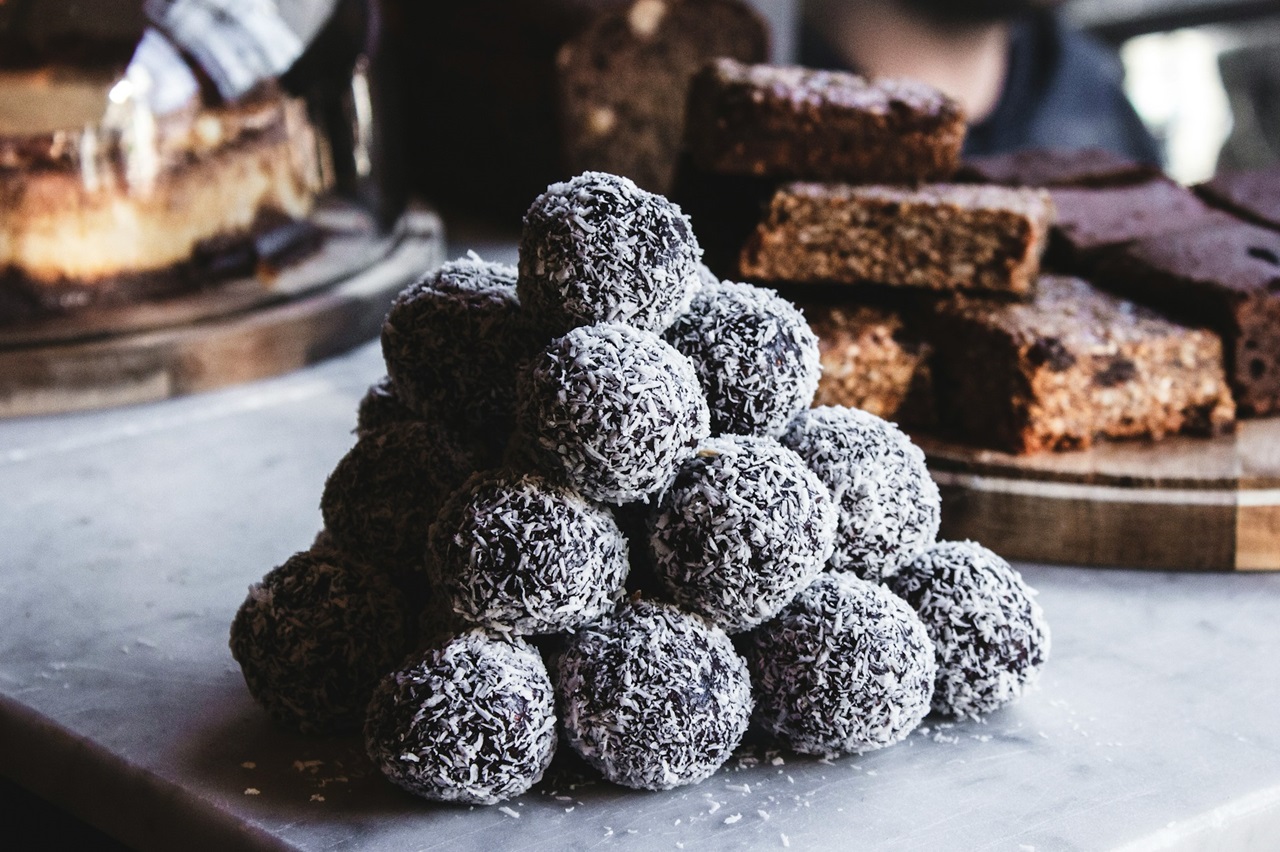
648,435 -> 836,633
355,376 -> 417,438
364,631 -> 557,805
430,470 -> 630,635
889,540 -> 1050,720
320,421 -> 481,579
745,572 -> 936,756
381,254 -> 539,438
557,599 -> 752,790
782,406 -> 940,581
664,280 -> 820,437
229,548 -> 411,735
517,322 -> 711,504
518,171 -> 701,336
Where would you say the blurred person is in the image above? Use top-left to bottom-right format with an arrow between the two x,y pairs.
801,0 -> 1162,164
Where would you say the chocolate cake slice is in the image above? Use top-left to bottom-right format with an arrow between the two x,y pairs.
1195,165 -> 1280,232
956,147 -> 1160,188
930,275 -> 1234,454
1048,178 -> 1236,268
739,182 -> 1053,295
685,58 -> 965,184
1091,220 -> 1280,416
555,0 -> 768,195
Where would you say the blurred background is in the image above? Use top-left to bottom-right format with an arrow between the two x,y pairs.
1065,0 -> 1280,182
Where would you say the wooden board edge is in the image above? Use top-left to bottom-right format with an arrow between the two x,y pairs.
1237,503 -> 1280,571
931,468 -> 1280,571
0,212 -> 444,419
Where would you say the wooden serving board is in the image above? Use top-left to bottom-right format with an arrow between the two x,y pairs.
916,419 -> 1280,572
0,208 -> 444,418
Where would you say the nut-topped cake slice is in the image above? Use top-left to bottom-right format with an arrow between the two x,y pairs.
930,275 -> 1235,454
801,301 -> 934,426
684,57 -> 965,183
740,182 -> 1053,295
1091,220 -> 1280,416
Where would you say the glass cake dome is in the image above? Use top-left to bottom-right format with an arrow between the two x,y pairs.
0,0 -> 406,327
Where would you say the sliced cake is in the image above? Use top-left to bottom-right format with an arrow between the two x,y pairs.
1091,220 -> 1280,416
739,182 -> 1053,295
684,58 -> 965,184
930,275 -> 1235,453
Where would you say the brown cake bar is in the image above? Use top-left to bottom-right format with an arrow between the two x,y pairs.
1195,165 -> 1280,232
684,58 -> 965,183
1091,220 -> 1280,416
956,147 -> 1160,188
556,0 -> 768,194
739,182 -> 1053,295
930,275 -> 1234,454
1048,178 -> 1236,268
802,302 -> 934,426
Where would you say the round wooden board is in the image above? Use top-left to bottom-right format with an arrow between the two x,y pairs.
0,208 -> 444,418
916,420 -> 1280,572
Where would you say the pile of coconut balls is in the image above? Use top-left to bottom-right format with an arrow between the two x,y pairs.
229,171 -> 1050,806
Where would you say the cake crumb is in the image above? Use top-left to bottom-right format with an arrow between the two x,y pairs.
241,762 -> 256,770
310,794 -> 325,803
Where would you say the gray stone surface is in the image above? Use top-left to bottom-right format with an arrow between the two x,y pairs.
2,338 -> 1280,851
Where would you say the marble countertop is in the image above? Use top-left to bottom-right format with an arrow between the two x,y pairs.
3,334 -> 1280,851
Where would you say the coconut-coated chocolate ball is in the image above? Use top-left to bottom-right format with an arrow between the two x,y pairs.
648,434 -> 836,633
320,421 -> 481,578
230,548 -> 412,735
430,470 -> 630,635
664,280 -> 820,437
517,322 -> 710,504
518,171 -> 701,336
364,631 -> 556,805
745,572 -> 936,756
889,540 -> 1050,719
782,406 -> 940,581
557,599 -> 752,790
381,254 -> 540,439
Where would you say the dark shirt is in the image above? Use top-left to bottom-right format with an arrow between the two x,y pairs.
801,10 -> 1163,166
